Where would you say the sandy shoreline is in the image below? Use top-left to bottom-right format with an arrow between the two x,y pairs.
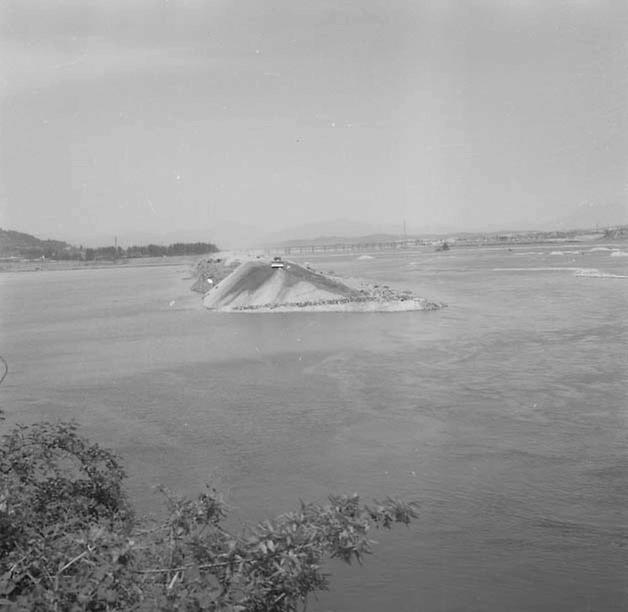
0,256 -> 198,274
219,298 -> 444,313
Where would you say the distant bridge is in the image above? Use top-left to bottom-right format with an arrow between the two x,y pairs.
267,239 -> 434,256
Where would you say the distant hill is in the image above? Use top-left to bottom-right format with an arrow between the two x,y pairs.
276,233 -> 410,247
259,219 -> 406,246
0,228 -> 74,258
0,228 -> 219,261
259,206 -> 628,247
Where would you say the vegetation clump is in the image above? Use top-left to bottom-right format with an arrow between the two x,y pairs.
0,411 -> 417,611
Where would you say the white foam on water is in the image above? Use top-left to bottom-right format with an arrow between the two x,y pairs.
357,254 -> 374,260
590,247 -> 612,252
574,268 -> 628,279
493,267 -> 581,272
493,266 -> 628,278
610,250 -> 628,257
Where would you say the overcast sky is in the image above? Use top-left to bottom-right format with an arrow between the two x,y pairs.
1,0 -> 626,244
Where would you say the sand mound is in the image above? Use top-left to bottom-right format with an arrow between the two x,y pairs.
201,259 -> 445,313
203,260 -> 361,310
191,257 -> 240,293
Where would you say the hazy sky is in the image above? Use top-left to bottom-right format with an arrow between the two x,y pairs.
1,0 -> 626,244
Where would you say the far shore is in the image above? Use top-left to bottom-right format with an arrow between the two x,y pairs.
4,236 -> 627,275
0,256 -> 199,274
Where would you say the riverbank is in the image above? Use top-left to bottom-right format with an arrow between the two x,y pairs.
230,297 -> 443,313
0,256 -> 199,273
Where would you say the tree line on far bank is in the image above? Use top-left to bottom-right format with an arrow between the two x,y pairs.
0,228 -> 220,261
12,242 -> 219,261
84,242 -> 219,261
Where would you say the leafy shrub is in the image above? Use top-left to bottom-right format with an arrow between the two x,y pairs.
0,417 -> 418,611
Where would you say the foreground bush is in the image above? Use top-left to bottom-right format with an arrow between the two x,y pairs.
0,416 -> 417,611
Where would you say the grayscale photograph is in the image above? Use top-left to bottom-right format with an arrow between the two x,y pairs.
1,1 -> 627,611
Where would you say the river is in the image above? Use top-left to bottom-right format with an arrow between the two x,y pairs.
1,244 -> 627,611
